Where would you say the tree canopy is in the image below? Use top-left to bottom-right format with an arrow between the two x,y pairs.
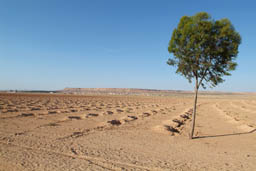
167,12 -> 241,89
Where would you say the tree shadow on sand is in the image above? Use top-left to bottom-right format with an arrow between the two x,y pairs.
194,129 -> 256,139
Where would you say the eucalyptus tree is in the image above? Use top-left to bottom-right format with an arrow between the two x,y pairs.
167,12 -> 241,139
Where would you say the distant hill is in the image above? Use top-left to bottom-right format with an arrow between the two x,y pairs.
58,88 -> 247,96
59,88 -> 192,96
1,88 -> 253,96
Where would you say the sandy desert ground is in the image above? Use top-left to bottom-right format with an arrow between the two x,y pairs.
0,93 -> 255,171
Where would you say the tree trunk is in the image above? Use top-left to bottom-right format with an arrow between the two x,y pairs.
189,81 -> 199,139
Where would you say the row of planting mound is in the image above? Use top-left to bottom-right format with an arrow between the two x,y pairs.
165,108 -> 193,136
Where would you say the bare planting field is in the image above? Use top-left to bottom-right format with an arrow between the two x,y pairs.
0,93 -> 255,171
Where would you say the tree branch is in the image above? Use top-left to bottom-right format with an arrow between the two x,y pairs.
198,68 -> 208,87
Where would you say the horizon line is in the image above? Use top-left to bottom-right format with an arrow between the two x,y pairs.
1,87 -> 255,94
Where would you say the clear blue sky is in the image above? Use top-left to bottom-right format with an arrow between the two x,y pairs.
1,0 -> 255,92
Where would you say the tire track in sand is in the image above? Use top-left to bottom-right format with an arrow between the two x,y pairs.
0,141 -> 159,171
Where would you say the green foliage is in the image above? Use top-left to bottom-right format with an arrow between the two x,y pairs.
167,12 -> 241,88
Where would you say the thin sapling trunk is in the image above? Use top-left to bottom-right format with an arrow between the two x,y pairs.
189,80 -> 199,139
